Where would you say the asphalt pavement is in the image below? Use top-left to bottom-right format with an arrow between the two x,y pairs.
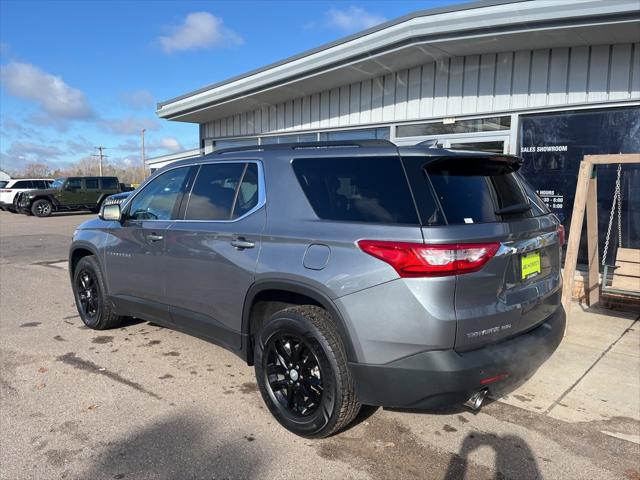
1,210 -> 638,480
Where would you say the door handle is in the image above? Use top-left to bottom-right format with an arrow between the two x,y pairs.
146,233 -> 164,242
231,238 -> 255,249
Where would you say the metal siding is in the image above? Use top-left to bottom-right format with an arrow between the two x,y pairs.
529,49 -> 550,107
407,66 -> 422,119
447,56 -> 464,115
588,45 -> 610,102
609,44 -> 632,100
204,42 -> 639,142
462,55 -> 480,114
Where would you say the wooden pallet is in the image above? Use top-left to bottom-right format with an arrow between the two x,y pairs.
607,248 -> 640,294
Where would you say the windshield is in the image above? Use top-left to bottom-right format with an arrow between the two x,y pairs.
51,178 -> 66,188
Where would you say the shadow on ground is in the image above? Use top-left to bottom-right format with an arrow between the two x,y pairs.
81,412 -> 262,480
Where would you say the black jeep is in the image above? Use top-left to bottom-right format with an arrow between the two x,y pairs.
17,176 -> 121,217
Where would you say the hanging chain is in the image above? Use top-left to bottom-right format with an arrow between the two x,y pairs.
602,164 -> 622,266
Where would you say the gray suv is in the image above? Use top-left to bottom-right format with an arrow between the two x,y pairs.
69,140 -> 565,438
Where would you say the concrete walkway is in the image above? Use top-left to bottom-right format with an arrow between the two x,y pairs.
500,304 -> 640,443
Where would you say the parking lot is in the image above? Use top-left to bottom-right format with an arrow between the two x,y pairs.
0,210 -> 638,480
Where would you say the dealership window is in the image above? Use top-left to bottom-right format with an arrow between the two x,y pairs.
519,106 -> 640,267
261,133 -> 317,144
213,137 -> 258,150
319,127 -> 390,141
396,116 -> 511,138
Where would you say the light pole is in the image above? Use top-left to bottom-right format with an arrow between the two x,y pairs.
141,128 -> 146,182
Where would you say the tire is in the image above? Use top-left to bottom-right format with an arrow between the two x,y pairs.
254,305 -> 361,438
31,199 -> 53,217
72,255 -> 122,330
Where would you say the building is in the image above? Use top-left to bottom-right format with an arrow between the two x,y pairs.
155,0 -> 639,269
146,148 -> 200,172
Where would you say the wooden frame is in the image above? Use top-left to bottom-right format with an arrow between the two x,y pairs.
561,153 -> 640,316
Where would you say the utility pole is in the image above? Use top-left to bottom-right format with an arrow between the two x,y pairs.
92,146 -> 107,176
141,128 -> 146,182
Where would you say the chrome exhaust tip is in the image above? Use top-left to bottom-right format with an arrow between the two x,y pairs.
464,389 -> 488,411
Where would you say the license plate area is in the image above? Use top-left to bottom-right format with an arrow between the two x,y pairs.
521,250 -> 541,280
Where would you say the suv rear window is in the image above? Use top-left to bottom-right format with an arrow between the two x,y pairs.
425,158 -> 532,224
101,177 -> 119,189
292,157 -> 419,224
0,181 -> 8,188
13,180 -> 33,188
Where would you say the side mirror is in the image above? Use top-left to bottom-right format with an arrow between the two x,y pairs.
100,203 -> 122,222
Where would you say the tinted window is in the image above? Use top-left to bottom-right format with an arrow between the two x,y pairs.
292,157 -> 419,224
517,173 -> 549,216
0,181 -> 8,188
185,163 -> 254,220
13,181 -> 33,188
34,181 -> 48,189
101,177 -> 119,189
128,167 -> 190,221
67,178 -> 82,189
85,178 -> 99,189
426,158 -> 530,224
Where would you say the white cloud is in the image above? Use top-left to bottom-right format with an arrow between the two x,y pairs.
120,89 -> 155,110
325,6 -> 386,32
0,61 -> 95,120
0,141 -> 64,171
159,137 -> 183,152
158,12 -> 243,53
100,117 -> 161,135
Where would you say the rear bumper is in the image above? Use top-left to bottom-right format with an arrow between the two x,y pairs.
349,306 -> 565,409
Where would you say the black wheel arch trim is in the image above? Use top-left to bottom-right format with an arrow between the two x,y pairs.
241,279 -> 357,365
68,243 -> 104,288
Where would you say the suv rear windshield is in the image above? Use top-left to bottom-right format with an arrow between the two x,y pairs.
425,158 -> 533,224
0,181 -> 8,188
292,157 -> 419,225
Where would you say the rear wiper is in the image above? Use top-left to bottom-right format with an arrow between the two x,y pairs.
495,202 -> 531,215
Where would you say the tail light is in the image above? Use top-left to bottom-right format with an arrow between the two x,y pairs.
357,240 -> 500,277
0,189 -> 12,193
557,224 -> 565,247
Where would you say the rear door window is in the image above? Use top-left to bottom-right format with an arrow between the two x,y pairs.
85,178 -> 99,189
425,158 -> 531,224
13,180 -> 33,189
292,157 -> 419,224
101,177 -> 119,189
184,162 -> 258,221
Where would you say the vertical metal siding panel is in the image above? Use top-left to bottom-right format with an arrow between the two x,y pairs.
261,106 -> 269,133
329,87 -> 340,127
339,85 -> 350,126
382,73 -> 396,122
247,111 -> 255,135
277,103 -> 285,131
214,120 -> 221,138
320,90 -> 330,128
462,55 -> 480,114
529,49 -> 550,107
395,69 -> 409,121
548,47 -> 569,105
568,45 -> 589,104
254,109 -> 262,134
631,43 -> 640,98
349,82 -> 361,124
360,79 -> 372,124
220,118 -> 227,137
477,54 -> 495,112
233,114 -> 241,136
284,100 -> 293,130
433,59 -> 449,117
293,98 -> 302,129
311,93 -> 321,128
269,105 -> 277,132
407,66 -> 421,119
447,56 -> 464,115
494,52 -> 513,111
240,112 -> 247,135
511,50 -> 531,109
420,62 -> 435,118
609,43 -> 632,100
371,76 -> 384,123
302,95 -> 311,129
588,45 -> 610,102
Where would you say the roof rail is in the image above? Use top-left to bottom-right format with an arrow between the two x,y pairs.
214,139 -> 396,154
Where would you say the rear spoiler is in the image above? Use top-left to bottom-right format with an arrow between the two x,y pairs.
424,154 -> 524,173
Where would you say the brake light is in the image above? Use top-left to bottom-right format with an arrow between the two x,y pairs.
557,225 -> 565,247
0,189 -> 12,193
357,240 -> 500,277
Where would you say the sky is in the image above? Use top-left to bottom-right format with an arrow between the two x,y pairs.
0,0 -> 462,173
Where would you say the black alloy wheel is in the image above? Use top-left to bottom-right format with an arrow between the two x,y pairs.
76,269 -> 100,320
263,334 -> 324,417
72,255 -> 121,330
